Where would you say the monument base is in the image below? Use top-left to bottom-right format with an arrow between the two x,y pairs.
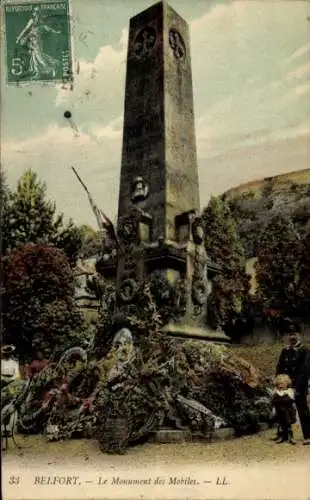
150,428 -> 235,443
164,323 -> 231,343
150,424 -> 270,444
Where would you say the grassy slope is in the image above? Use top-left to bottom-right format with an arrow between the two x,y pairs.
231,343 -> 283,380
231,341 -> 310,383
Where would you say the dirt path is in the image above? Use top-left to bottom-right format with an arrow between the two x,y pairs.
3,428 -> 310,468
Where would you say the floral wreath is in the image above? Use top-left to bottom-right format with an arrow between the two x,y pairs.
118,278 -> 139,304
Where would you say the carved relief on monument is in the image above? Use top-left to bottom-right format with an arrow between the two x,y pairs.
168,29 -> 186,60
174,276 -> 188,313
191,233 -> 208,313
122,252 -> 136,273
132,27 -> 157,60
191,216 -> 204,246
149,271 -> 174,305
192,280 -> 206,307
118,278 -> 139,304
118,213 -> 138,247
131,176 -> 149,203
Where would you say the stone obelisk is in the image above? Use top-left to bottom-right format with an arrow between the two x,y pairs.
99,1 -> 229,342
118,1 -> 199,241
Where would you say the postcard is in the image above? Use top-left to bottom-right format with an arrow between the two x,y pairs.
1,1 -> 310,499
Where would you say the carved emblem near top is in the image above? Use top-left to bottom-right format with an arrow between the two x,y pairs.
133,27 -> 156,60
131,176 -> 149,203
169,29 -> 186,60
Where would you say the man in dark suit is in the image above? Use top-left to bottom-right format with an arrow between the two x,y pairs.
276,322 -> 310,445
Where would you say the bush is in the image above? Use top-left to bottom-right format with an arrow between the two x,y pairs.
3,243 -> 84,362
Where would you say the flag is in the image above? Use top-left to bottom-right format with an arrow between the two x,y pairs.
97,208 -> 120,249
71,167 -> 123,254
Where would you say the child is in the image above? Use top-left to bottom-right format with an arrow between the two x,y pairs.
272,374 -> 297,445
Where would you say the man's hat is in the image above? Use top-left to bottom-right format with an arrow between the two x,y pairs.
284,320 -> 301,335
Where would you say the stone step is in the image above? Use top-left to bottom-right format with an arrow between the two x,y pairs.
150,427 -> 234,444
164,323 -> 230,343
150,424 -> 270,444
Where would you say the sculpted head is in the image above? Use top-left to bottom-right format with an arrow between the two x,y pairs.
32,6 -> 40,21
131,176 -> 148,202
112,327 -> 134,363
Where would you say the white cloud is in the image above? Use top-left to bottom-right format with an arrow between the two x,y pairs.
3,123 -> 121,227
279,82 -> 310,107
55,28 -> 128,117
3,125 -> 91,155
191,0 -> 310,161
200,134 -> 310,201
4,1 -> 310,225
90,115 -> 123,140
284,43 -> 310,65
287,62 -> 310,81
232,122 -> 310,150
295,83 -> 310,96
191,2 -> 247,30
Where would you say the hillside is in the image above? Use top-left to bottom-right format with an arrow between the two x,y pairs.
222,169 -> 310,257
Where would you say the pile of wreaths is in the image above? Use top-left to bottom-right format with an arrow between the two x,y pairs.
1,337 -> 274,451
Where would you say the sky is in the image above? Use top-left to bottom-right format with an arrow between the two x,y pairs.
1,0 -> 310,229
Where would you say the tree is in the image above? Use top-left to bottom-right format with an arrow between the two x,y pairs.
3,244 -> 84,363
79,225 -> 102,258
295,229 -> 310,320
227,194 -> 274,258
202,196 -> 251,337
55,223 -> 84,267
255,211 -> 300,325
0,169 -> 10,342
4,169 -> 82,266
1,169 -> 11,256
203,196 -> 245,268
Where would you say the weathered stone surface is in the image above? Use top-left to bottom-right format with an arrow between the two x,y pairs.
151,424 -> 271,444
164,323 -> 230,343
150,429 -> 193,443
118,1 -> 199,244
150,428 -> 236,443
97,1 -> 229,343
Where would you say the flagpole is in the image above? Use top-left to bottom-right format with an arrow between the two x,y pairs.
71,167 -> 124,256
71,167 -> 102,230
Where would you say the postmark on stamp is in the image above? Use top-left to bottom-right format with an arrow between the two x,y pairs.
3,0 -> 73,85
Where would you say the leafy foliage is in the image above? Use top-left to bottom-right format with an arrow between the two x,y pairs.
3,169 -> 82,266
255,212 -> 300,322
92,276 -> 174,360
295,231 -> 310,319
202,197 -> 251,336
1,170 -> 11,256
227,194 -> 274,257
227,181 -> 310,259
203,196 -> 245,268
223,180 -> 310,329
79,225 -> 103,258
5,333 -> 273,445
3,244 -> 84,362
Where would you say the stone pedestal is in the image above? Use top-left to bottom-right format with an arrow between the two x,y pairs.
164,323 -> 230,343
150,427 -> 235,443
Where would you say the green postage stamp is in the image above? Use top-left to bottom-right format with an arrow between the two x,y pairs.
3,0 -> 73,85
